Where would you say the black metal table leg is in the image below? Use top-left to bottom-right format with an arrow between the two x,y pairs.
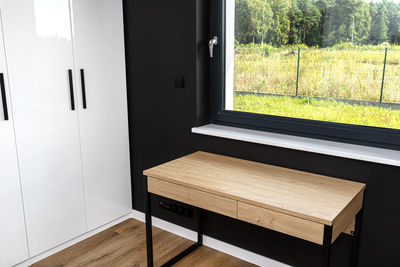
160,207 -> 203,267
197,208 -> 203,245
145,177 -> 154,267
144,175 -> 203,267
351,208 -> 364,267
322,225 -> 332,267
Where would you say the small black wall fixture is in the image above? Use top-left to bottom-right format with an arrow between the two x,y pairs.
174,76 -> 185,89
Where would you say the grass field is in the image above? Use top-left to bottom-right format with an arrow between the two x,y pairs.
234,94 -> 400,129
233,44 -> 400,129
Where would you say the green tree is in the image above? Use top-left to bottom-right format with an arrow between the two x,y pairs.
323,0 -> 371,46
298,0 -> 322,46
356,2 -> 371,44
371,3 -> 388,44
235,0 -> 399,47
235,0 -> 273,43
288,1 -> 303,44
369,2 -> 378,43
386,1 -> 400,44
313,0 -> 334,46
266,0 -> 292,46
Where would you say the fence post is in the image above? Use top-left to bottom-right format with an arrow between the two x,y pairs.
380,47 -> 388,103
296,47 -> 301,96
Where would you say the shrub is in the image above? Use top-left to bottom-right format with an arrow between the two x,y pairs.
263,44 -> 274,57
332,42 -> 355,50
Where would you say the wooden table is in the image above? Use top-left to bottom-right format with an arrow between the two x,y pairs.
143,151 -> 366,267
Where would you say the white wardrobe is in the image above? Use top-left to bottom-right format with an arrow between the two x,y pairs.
0,14 -> 30,267
0,0 -> 131,265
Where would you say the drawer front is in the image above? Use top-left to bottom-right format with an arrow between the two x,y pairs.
238,202 -> 324,244
148,177 -> 237,218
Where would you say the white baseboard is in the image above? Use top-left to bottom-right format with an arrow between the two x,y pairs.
15,210 -> 289,267
15,213 -> 134,267
132,209 -> 289,267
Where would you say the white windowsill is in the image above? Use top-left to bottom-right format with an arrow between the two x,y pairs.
192,124 -> 400,167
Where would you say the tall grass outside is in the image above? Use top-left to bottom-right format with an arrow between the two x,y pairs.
232,43 -> 400,129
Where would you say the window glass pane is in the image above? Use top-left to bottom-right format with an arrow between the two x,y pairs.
226,0 -> 400,129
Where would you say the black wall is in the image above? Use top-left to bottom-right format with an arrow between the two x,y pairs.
123,1 -> 400,266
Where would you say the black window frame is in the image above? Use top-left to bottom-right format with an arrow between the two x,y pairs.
210,0 -> 400,150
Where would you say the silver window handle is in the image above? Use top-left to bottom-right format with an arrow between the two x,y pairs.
209,36 -> 218,58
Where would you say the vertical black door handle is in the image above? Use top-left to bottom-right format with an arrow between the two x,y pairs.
68,69 -> 75,110
80,69 -> 87,109
0,73 -> 9,120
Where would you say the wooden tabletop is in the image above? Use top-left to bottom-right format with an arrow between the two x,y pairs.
144,151 -> 366,225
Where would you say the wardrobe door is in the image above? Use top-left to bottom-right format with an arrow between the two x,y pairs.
0,0 -> 86,256
71,0 -> 132,230
0,12 -> 29,266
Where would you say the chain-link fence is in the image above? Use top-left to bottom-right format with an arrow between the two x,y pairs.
234,45 -> 400,104
234,45 -> 297,96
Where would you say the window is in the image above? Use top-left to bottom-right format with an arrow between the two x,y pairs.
210,0 -> 400,149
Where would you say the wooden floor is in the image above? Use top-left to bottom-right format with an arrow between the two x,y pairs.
33,219 -> 255,267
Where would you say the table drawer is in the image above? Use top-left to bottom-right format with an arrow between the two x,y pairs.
238,202 -> 324,244
148,177 -> 237,218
